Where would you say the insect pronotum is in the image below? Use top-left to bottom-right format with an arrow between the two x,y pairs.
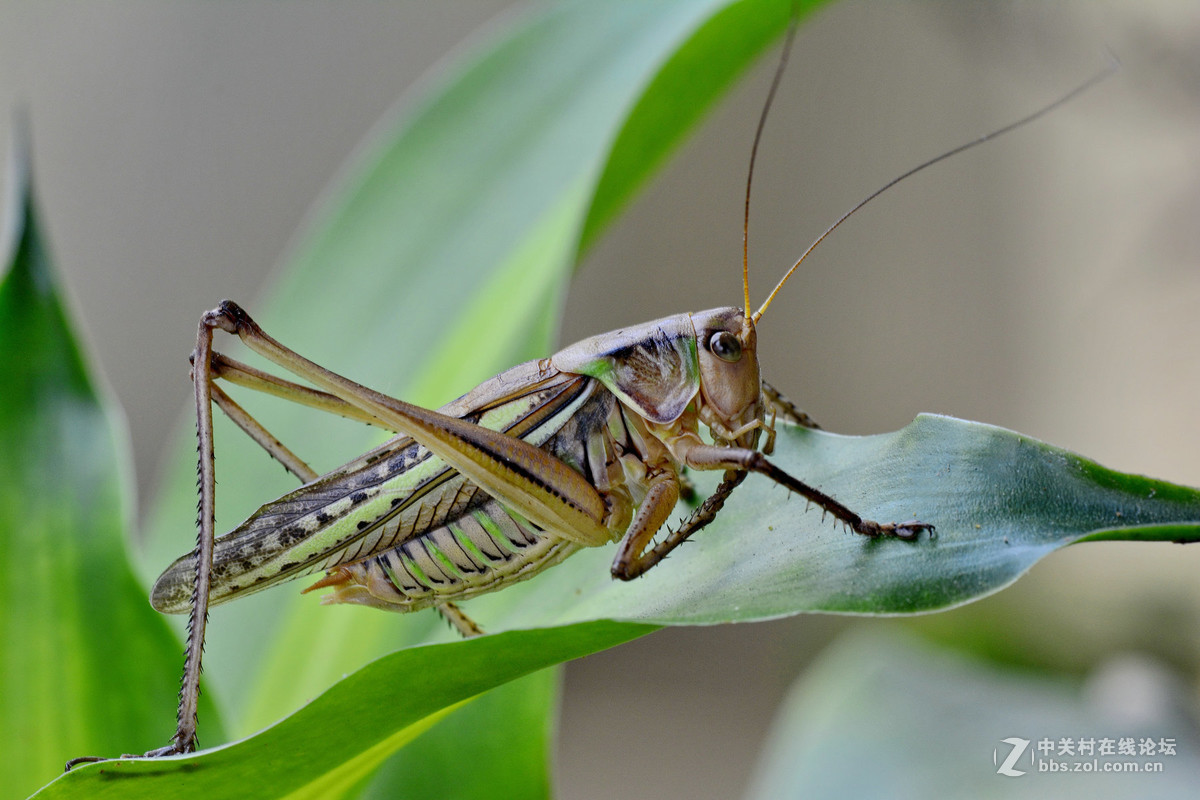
66,18 -> 1115,769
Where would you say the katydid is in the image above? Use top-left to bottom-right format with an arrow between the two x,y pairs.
65,24 -> 1116,769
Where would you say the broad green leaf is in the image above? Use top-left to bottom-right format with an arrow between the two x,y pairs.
744,629 -> 1200,798
483,415 -> 1200,628
32,622 -> 650,800
0,140 -> 219,798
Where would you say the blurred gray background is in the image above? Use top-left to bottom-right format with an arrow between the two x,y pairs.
3,1 -> 1198,798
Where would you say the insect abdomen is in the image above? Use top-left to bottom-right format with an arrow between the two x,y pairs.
309,498 -> 580,611
309,382 -> 629,611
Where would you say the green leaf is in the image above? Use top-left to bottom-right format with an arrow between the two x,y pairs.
31,622 -> 650,800
0,137 -> 219,798
486,415 -> 1200,628
744,629 -> 1200,799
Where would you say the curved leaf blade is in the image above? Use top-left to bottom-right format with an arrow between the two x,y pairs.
487,415 -> 1200,628
33,622 -> 650,800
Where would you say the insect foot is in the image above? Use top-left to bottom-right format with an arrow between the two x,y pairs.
855,519 -> 935,541
64,742 -> 186,771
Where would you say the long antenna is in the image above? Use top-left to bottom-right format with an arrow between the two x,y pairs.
743,10 -> 799,317
752,55 -> 1120,323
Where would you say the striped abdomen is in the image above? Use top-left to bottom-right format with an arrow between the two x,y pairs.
309,498 -> 580,611
310,375 -> 633,610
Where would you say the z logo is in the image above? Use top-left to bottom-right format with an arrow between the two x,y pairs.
994,737 -> 1031,777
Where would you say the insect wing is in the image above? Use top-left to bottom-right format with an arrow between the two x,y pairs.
150,363 -> 595,613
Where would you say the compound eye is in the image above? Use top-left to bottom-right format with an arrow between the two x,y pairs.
709,331 -> 742,363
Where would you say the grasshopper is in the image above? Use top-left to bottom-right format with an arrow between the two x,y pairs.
141,291 -> 932,757
133,22 -> 940,762
141,254 -> 934,756
68,20 -> 1115,768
